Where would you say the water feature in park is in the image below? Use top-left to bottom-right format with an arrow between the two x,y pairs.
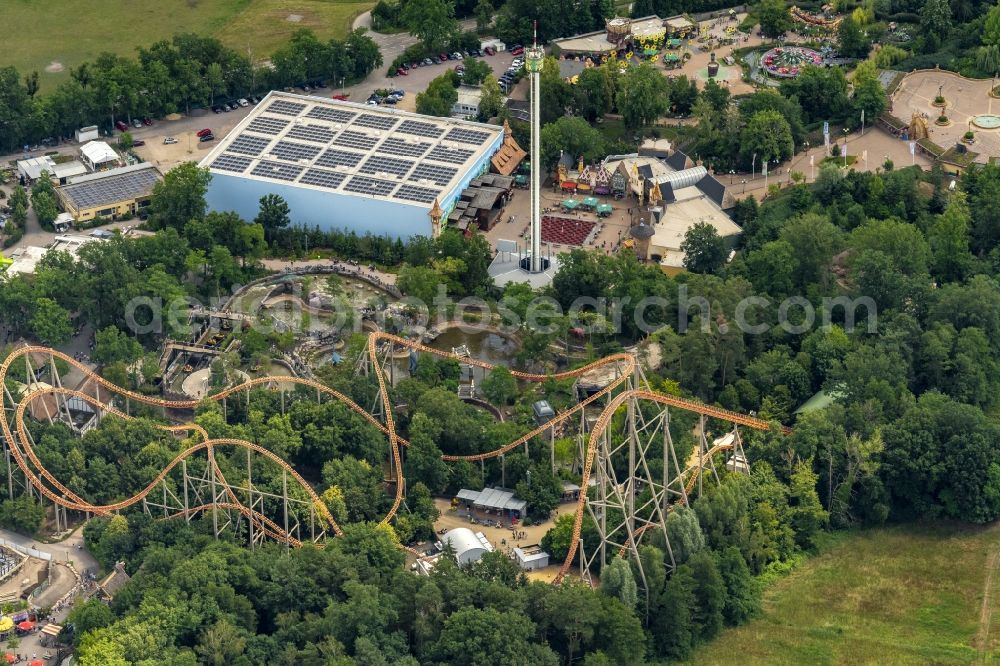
973,114 -> 1000,129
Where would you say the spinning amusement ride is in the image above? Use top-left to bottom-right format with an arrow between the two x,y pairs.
0,334 -> 788,594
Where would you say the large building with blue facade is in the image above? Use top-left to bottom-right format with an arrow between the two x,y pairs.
200,92 -> 505,240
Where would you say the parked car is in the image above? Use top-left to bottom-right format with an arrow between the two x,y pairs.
196,128 -> 213,137
432,56 -> 441,64
332,94 -> 349,101
132,118 -> 143,129
132,139 -> 146,147
212,106 -> 222,114
142,118 -> 153,126
483,46 -> 496,56
392,89 -> 405,97
238,98 -> 249,107
396,67 -> 408,76
452,52 -> 463,60
199,133 -> 215,143
383,96 -> 398,104
510,45 -> 525,55
163,137 -> 178,145
422,58 -> 433,66
114,120 -> 128,132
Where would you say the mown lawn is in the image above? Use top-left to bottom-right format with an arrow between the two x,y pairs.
6,0 -> 372,93
688,524 -> 1000,665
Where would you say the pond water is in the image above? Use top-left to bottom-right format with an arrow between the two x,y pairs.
430,328 -> 519,366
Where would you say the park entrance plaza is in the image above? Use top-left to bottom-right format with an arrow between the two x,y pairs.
892,69 -> 1000,163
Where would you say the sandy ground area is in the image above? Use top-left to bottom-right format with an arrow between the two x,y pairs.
891,69 -> 1000,161
0,557 -> 45,602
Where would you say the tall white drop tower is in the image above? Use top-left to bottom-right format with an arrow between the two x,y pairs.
525,27 -> 545,273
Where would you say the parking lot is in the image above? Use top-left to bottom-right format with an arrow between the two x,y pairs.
127,49 -> 521,171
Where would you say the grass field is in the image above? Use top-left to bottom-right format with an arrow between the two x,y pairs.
7,0 -> 373,93
689,524 -> 1000,665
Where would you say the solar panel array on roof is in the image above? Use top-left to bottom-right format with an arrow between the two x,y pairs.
352,113 -> 398,131
306,107 -> 357,123
251,160 -> 304,181
211,154 -> 253,173
299,168 -> 348,190
204,93 -> 505,207
445,127 -> 491,145
270,141 -> 322,162
395,184 -> 441,203
59,167 -> 161,210
359,155 -> 413,178
410,163 -> 457,186
344,176 -> 397,197
315,148 -> 364,169
333,130 -> 379,151
397,120 -> 445,138
427,145 -> 474,164
378,137 -> 431,158
267,100 -> 308,116
228,134 -> 271,156
246,116 -> 290,135
287,123 -> 337,143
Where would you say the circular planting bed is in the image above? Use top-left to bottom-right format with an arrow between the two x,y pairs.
972,114 -> 1000,129
760,46 -> 822,78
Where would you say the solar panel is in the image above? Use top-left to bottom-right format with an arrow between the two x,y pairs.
377,137 -> 431,158
267,100 -> 308,116
228,134 -> 271,156
352,113 -> 399,131
251,160 -> 304,181
287,123 -> 337,143
427,145 -> 474,164
306,107 -> 357,123
60,168 -> 161,210
444,127 -> 492,145
270,141 -> 322,162
409,163 -> 457,187
246,116 -> 290,135
344,175 -> 397,197
211,154 -> 253,173
397,120 -> 445,138
333,130 -> 379,151
315,148 -> 364,169
299,168 -> 348,190
395,184 -> 441,204
359,155 -> 413,178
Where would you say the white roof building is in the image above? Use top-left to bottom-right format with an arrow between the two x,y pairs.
199,91 -> 506,240
441,527 -> 494,565
52,160 -> 88,182
16,156 -> 56,182
452,86 -> 483,120
3,234 -> 105,277
5,246 -> 48,276
79,141 -> 120,171
513,545 -> 550,571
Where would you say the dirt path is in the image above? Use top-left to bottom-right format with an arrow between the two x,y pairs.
976,546 -> 1000,661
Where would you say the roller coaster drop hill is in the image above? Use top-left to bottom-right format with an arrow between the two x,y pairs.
0,333 -> 789,586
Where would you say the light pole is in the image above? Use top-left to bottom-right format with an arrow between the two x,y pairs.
729,169 -> 735,184
340,78 -> 345,95
741,178 -> 747,194
751,153 -> 757,181
842,128 -> 849,167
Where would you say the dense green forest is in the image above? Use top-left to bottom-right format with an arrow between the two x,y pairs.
3,152 -> 997,663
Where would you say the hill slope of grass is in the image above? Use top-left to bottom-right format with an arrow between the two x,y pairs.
7,0 -> 372,93
689,524 -> 1000,665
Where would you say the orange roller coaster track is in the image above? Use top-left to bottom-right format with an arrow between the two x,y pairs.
0,334 -> 788,581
